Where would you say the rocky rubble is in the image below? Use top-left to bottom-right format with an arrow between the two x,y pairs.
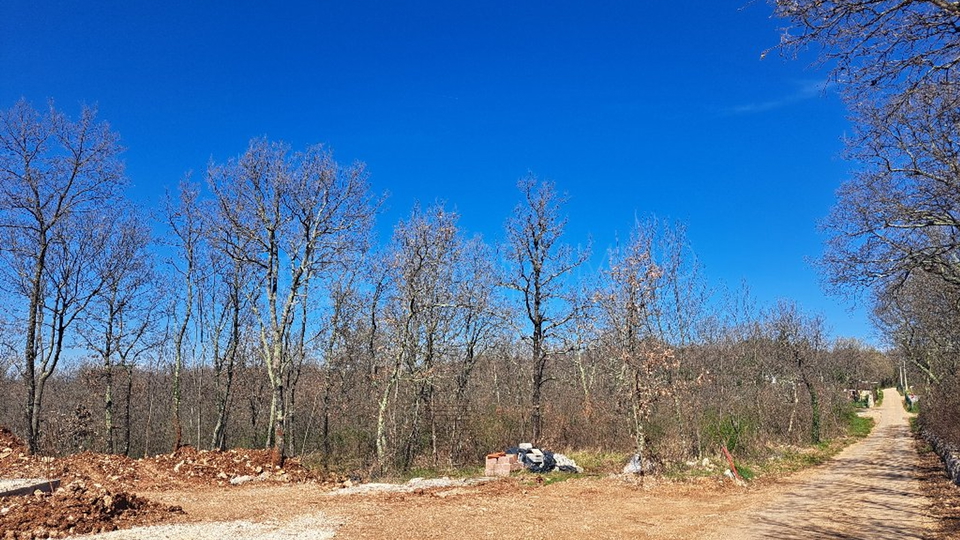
0,480 -> 183,539
0,427 -> 320,492
0,426 -> 337,538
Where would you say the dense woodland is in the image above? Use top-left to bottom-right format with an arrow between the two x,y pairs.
3,0 -> 960,477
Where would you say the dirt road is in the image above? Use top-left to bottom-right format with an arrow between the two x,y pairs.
707,387 -> 936,539
73,387 -> 943,539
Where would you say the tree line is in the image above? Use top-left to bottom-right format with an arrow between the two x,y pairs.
0,99 -> 891,475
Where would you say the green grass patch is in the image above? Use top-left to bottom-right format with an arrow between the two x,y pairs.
750,444 -> 832,477
702,412 -> 755,454
736,412 -> 876,480
848,414 -> 874,438
563,449 -> 631,474
736,464 -> 756,481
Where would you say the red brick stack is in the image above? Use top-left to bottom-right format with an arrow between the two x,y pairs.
484,452 -> 522,476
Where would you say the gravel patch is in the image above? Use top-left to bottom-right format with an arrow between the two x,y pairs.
69,514 -> 340,540
330,476 -> 494,495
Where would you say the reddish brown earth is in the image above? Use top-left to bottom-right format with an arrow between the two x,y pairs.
2,389 -> 958,539
0,428 -> 321,492
0,479 -> 181,539
0,427 -> 338,539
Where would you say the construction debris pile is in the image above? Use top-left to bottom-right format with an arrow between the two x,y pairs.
486,443 -> 582,476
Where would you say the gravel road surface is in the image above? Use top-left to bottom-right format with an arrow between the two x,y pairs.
707,388 -> 936,539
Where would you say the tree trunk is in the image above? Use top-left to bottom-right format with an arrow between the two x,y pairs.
101,298 -> 117,455
172,277 -> 192,451
122,364 -> 133,456
320,376 -> 332,470
376,354 -> 402,474
23,251 -> 46,455
210,359 -> 235,451
104,360 -> 115,454
632,386 -> 647,470
30,313 -> 68,455
271,381 -> 285,466
787,382 -> 799,435
804,377 -> 821,444
531,324 -> 545,444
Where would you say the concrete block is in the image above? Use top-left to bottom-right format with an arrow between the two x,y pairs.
498,454 -> 522,471
485,457 -> 498,476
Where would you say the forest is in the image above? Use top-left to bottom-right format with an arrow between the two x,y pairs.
0,102 -> 894,475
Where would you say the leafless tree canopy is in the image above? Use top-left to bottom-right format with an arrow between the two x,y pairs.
503,176 -> 589,444
0,100 -> 127,454
207,138 -> 376,464
773,0 -> 960,99
0,100 -> 894,475
823,83 -> 960,296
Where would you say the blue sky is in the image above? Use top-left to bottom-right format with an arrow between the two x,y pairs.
0,2 -> 874,342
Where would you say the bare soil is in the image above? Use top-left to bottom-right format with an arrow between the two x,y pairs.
0,427 -> 323,492
0,427 -> 339,539
2,388 -> 958,539
0,479 -> 181,539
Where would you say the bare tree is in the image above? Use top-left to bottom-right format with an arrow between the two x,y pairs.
312,265 -> 367,467
597,220 -> 678,467
822,84 -> 960,298
449,236 -> 507,465
650,221 -> 710,456
772,1 -> 960,294
0,100 -> 126,454
209,138 -> 375,464
873,270 -> 959,386
76,210 -> 156,454
162,180 -> 205,451
770,301 -> 828,444
202,241 -> 252,451
377,203 -> 463,471
504,175 -> 588,444
568,283 -> 604,420
774,0 -> 960,448
772,0 -> 960,300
